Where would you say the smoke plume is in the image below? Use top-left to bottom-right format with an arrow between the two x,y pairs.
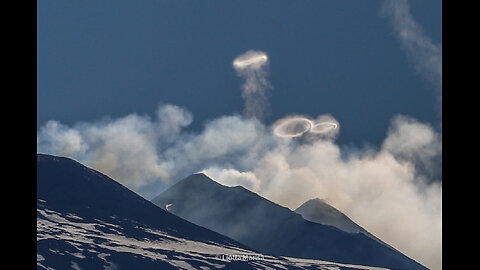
381,0 -> 442,102
232,50 -> 272,121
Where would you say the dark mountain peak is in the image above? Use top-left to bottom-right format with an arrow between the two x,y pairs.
169,173 -> 227,192
180,173 -> 221,186
302,197 -> 327,205
295,198 -> 347,221
153,173 -> 295,220
295,197 -> 402,255
37,153 -> 80,168
295,197 -> 368,235
297,198 -> 328,209
168,173 -> 260,199
170,173 -> 254,193
38,153 -> 83,165
36,153 -> 247,248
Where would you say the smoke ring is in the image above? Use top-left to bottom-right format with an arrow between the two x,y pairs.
273,117 -> 314,138
233,52 -> 268,70
310,122 -> 338,134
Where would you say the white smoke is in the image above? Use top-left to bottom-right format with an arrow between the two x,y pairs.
272,114 -> 339,139
37,105 -> 193,189
201,167 -> 261,192
37,121 -> 88,159
233,50 -> 272,121
381,0 -> 442,97
383,115 -> 442,179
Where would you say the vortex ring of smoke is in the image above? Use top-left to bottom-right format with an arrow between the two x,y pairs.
233,53 -> 268,69
273,117 -> 314,138
310,122 -> 338,134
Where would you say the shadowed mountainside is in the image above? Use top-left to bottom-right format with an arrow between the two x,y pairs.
38,154 -> 391,270
295,198 -> 391,245
152,173 -> 428,270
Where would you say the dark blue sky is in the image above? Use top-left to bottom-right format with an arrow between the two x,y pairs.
37,0 -> 441,146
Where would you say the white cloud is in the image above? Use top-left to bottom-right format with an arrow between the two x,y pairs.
203,168 -> 261,192
37,120 -> 88,158
37,105 -> 193,189
383,115 -> 442,179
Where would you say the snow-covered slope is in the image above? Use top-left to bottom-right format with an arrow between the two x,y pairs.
152,173 -> 428,270
37,205 -> 389,270
37,154 -> 388,270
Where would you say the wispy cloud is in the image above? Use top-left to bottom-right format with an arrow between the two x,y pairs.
381,0 -> 442,99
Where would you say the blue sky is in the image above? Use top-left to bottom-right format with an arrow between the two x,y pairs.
37,0 -> 441,147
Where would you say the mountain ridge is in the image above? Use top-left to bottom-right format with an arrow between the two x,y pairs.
295,198 -> 382,240
152,173 -> 428,270
37,154 -> 247,247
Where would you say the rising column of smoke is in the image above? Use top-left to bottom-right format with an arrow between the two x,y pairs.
232,50 -> 272,121
381,0 -> 442,102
